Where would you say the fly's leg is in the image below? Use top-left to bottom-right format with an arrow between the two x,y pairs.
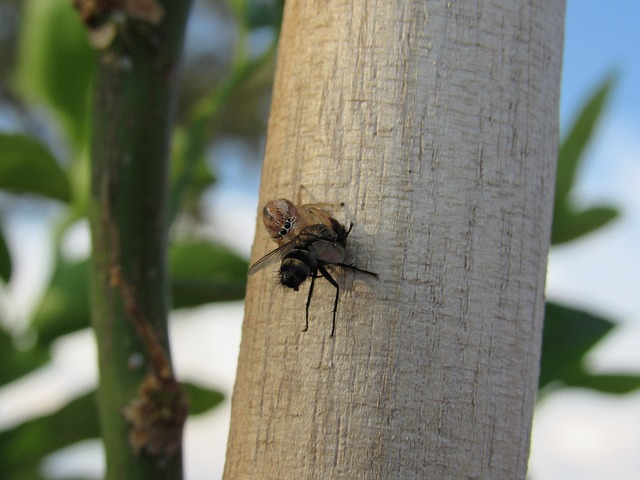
336,263 -> 378,279
318,266 -> 340,337
304,272 -> 318,332
297,185 -> 344,211
296,184 -> 305,205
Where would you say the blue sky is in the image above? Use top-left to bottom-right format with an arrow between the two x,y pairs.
532,2 -> 640,480
561,0 -> 640,129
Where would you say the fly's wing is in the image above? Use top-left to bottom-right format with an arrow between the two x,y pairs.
308,239 -> 346,265
248,241 -> 296,275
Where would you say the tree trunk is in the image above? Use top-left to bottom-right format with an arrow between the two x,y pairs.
87,2 -> 192,479
225,1 -> 564,478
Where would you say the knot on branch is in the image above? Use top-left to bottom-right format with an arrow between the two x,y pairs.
123,374 -> 189,459
73,0 -> 164,49
109,267 -> 187,458
73,0 -> 164,28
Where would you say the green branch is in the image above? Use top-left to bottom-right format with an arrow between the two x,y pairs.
85,2 -> 193,479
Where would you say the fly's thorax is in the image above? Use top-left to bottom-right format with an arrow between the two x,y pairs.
296,224 -> 338,244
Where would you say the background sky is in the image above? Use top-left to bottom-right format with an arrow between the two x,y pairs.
1,1 -> 640,479
531,1 -> 640,479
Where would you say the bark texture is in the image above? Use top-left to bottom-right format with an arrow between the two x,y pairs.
225,1 -> 564,478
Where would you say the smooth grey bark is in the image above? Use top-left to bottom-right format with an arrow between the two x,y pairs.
225,1 -> 564,478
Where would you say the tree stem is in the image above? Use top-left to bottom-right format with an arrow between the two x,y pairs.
87,2 -> 192,478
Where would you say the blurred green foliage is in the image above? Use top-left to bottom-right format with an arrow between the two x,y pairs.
0,0 -> 281,478
552,74 -> 619,245
15,0 -> 95,147
540,76 -> 640,396
0,134 -> 71,203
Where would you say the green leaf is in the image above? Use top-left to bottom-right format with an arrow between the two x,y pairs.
0,329 -> 50,385
0,134 -> 72,203
31,257 -> 90,347
539,302 -> 614,390
0,228 -> 11,282
541,302 -> 640,395
184,382 -> 225,415
551,74 -> 620,246
15,0 -> 95,146
0,392 -> 99,476
555,74 -> 616,207
246,0 -> 284,29
170,240 -> 248,308
563,373 -> 640,395
0,383 -> 223,477
552,205 -> 619,245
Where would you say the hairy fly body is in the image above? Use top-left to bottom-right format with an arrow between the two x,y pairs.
249,198 -> 376,336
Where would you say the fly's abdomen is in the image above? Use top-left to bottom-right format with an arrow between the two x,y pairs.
279,249 -> 317,291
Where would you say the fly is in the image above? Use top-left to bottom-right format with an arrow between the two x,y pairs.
249,198 -> 377,336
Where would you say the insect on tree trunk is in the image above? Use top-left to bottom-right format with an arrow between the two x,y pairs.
225,1 -> 564,479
